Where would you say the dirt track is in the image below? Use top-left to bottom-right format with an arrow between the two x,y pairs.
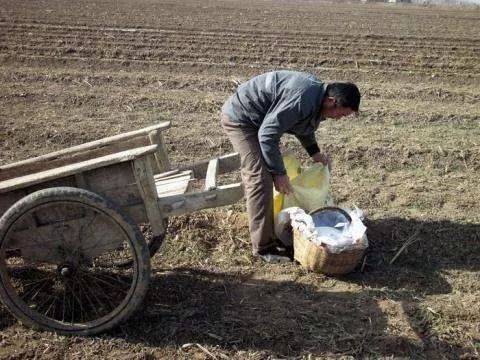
1,0 -> 479,359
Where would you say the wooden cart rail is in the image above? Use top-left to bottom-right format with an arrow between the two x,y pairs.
158,183 -> 243,217
0,121 -> 171,181
179,152 -> 240,180
158,152 -> 242,217
0,146 -> 158,194
1,145 -> 243,234
0,145 -> 166,234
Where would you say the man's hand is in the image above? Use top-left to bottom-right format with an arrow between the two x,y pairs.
273,174 -> 292,195
312,152 -> 332,171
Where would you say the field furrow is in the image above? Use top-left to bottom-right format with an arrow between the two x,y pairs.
0,1 -> 479,359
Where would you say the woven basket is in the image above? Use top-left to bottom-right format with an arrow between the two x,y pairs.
293,228 -> 365,275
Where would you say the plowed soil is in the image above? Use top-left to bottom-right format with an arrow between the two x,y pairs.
0,0 -> 479,359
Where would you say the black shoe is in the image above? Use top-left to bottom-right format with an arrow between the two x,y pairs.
258,245 -> 293,263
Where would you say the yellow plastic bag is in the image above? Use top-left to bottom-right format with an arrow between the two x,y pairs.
273,154 -> 333,222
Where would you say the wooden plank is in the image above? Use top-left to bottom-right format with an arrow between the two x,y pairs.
96,184 -> 144,207
148,130 -> 171,173
157,183 -> 243,217
154,169 -> 180,180
0,122 -> 170,171
71,162 -> 148,223
8,210 -> 125,262
74,173 -> 88,189
0,176 -> 77,217
155,178 -> 191,196
154,170 -> 191,182
155,170 -> 192,196
83,161 -> 136,192
0,137 -> 148,182
155,170 -> 193,197
132,155 -> 165,236
156,179 -> 192,197
0,145 -> 158,194
156,182 -> 185,197
154,171 -> 192,186
180,153 -> 240,178
217,153 -> 240,175
0,190 -> 26,217
204,158 -> 218,191
155,176 -> 192,188
121,204 -> 148,225
0,162 -> 148,225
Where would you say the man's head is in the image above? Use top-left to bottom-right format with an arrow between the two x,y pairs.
321,82 -> 361,119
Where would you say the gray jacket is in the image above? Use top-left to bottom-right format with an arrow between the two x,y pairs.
222,70 -> 326,175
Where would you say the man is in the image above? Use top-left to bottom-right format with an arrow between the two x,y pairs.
221,70 -> 360,263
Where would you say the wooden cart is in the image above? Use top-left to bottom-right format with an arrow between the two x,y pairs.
0,122 -> 243,335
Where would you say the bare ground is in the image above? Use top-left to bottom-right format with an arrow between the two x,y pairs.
0,0 -> 479,359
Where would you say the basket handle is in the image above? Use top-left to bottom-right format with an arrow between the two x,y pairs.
308,206 -> 352,222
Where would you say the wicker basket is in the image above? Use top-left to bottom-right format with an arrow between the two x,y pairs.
293,228 -> 365,275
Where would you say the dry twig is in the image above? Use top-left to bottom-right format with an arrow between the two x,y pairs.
196,343 -> 217,359
389,227 -> 422,265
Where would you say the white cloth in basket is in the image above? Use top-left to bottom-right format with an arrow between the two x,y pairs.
276,207 -> 368,254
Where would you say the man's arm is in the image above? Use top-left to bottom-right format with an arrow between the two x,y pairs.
258,116 -> 294,194
295,133 -> 320,157
258,98 -> 307,175
295,133 -> 331,169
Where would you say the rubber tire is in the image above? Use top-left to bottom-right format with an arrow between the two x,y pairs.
0,187 -> 151,336
116,219 -> 167,268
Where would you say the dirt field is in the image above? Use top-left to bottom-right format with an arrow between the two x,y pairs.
1,0 -> 479,358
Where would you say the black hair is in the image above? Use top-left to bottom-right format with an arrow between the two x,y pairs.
325,82 -> 361,112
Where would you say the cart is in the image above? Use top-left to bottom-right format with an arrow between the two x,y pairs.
0,121 -> 243,335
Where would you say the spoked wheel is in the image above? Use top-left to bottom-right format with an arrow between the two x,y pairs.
0,187 -> 150,335
115,220 -> 168,268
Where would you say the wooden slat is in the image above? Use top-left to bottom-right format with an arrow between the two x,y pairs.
121,204 -> 148,225
156,181 -> 191,197
154,170 -> 192,183
180,152 -> 240,178
155,170 -> 192,197
0,145 -> 158,193
0,161 -> 148,225
204,158 -> 218,191
0,190 -> 27,217
83,161 -> 137,193
156,179 -> 192,198
1,122 -> 170,171
8,211 -> 125,262
0,122 -> 171,181
74,173 -> 88,189
149,130 -> 171,173
154,169 -> 180,180
0,177 -> 78,217
157,183 -> 243,217
0,137 -> 150,182
155,176 -> 192,188
132,156 -> 165,236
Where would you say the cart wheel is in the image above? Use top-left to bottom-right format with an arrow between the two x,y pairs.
0,187 -> 150,335
115,219 -> 167,268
